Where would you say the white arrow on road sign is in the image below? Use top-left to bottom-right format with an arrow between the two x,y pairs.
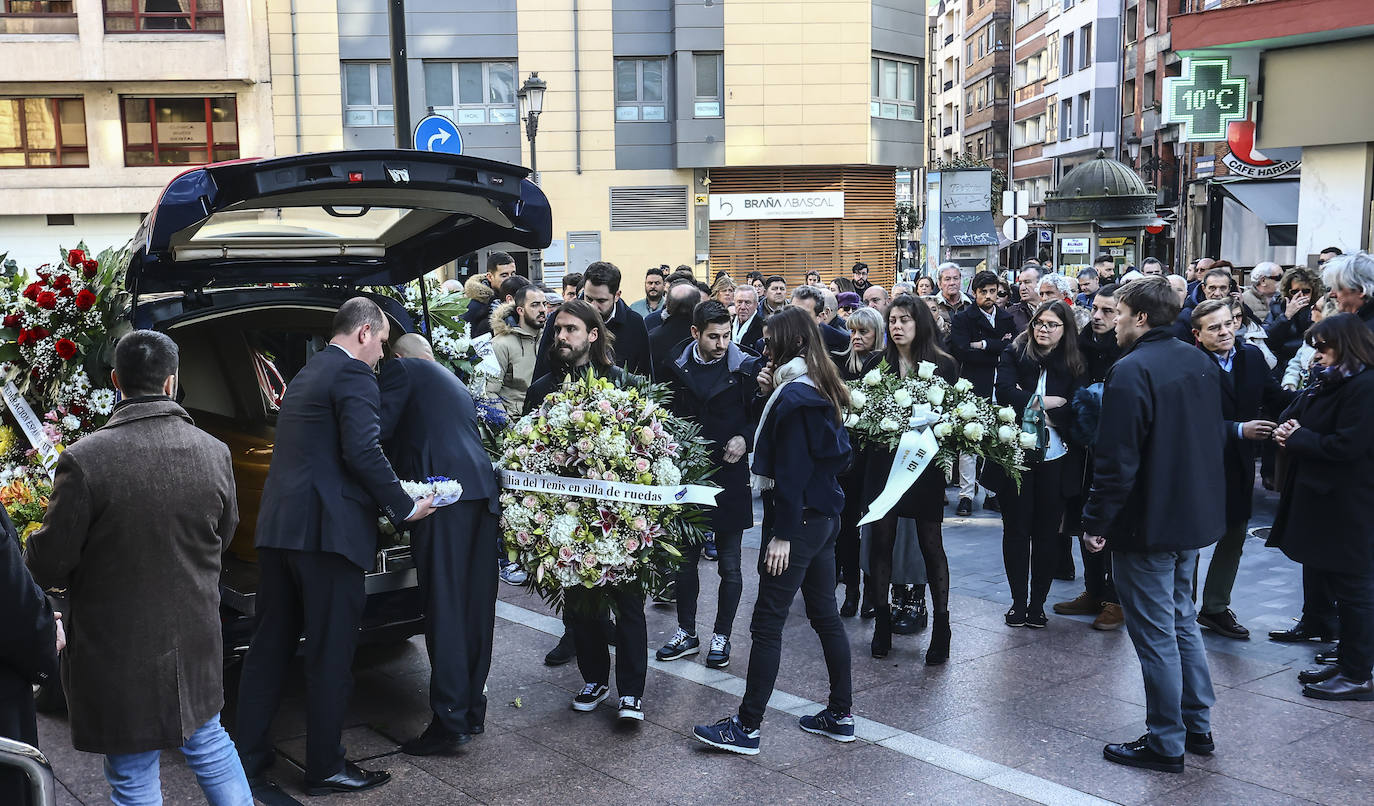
413,114 -> 463,155
427,129 -> 451,150
1003,216 -> 1029,242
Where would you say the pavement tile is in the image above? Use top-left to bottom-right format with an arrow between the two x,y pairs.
1001,683 -> 1148,744
603,738 -> 842,806
917,707 -> 1105,770
782,742 -> 1027,805
321,758 -> 480,805
482,763 -> 647,806
1014,732 -> 1210,806
406,731 -> 575,802
1213,715 -> 1374,803
276,725 -> 400,771
1141,772 -> 1319,806
1239,670 -> 1374,722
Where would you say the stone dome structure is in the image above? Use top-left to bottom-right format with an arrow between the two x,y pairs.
1043,149 -> 1158,226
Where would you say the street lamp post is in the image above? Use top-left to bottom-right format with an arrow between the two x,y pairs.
518,72 -> 547,285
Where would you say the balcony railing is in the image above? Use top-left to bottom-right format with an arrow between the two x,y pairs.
945,34 -> 954,45
942,126 -> 954,136
943,80 -> 954,92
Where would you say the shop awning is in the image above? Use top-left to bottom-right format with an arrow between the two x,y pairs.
941,211 -> 999,247
1220,180 -> 1299,247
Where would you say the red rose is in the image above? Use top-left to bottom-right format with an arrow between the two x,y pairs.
2,314 -> 19,329
22,282 -> 42,301
54,338 -> 78,361
29,369 -> 39,380
69,404 -> 86,416
66,249 -> 84,266
58,287 -> 73,298
82,259 -> 98,278
51,274 -> 71,290
36,291 -> 57,310
16,329 -> 30,346
29,326 -> 49,341
74,289 -> 97,311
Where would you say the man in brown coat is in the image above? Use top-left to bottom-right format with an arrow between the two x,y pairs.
25,330 -> 252,805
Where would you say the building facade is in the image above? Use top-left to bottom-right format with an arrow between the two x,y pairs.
961,0 -> 1009,172
928,0 -> 965,163
0,0 -> 276,269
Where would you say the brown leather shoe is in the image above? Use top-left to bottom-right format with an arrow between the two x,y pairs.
1092,603 -> 1125,631
1053,591 -> 1102,616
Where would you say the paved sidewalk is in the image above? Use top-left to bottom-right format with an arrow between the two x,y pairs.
35,485 -> 1371,805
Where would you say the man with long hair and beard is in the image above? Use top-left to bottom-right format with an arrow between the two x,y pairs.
693,307 -> 855,756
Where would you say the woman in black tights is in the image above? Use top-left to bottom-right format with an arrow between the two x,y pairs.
861,295 -> 955,663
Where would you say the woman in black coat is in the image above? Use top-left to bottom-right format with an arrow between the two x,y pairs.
861,295 -> 956,664
832,306 -> 886,617
1,509 -> 58,805
1271,313 -> 1374,701
994,300 -> 1086,630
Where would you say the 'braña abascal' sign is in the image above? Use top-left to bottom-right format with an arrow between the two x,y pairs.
709,192 -> 844,221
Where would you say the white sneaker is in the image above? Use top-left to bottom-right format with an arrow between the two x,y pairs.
499,560 -> 528,586
617,695 -> 644,721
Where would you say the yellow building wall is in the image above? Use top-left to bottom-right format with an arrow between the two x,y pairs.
266,0 -> 345,155
517,0 -> 695,304
724,0 -> 873,167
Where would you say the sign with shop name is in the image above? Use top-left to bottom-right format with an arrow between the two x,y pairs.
1098,237 -> 1129,247
1060,237 -> 1090,254
1163,58 -> 1247,142
159,122 -> 206,144
708,192 -> 845,221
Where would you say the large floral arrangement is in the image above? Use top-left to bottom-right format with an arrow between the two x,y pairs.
494,373 -> 715,609
846,359 -> 1029,483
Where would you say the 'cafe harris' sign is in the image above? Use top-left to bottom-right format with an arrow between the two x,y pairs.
1162,58 -> 1248,142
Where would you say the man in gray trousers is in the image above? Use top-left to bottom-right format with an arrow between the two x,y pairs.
1082,277 -> 1225,773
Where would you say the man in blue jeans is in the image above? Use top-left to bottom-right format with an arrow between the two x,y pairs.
25,331 -> 252,804
1082,277 -> 1226,773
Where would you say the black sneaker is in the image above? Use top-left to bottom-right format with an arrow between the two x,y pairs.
572,683 -> 609,712
1197,609 -> 1250,640
617,696 -> 644,721
656,628 -> 700,661
543,632 -> 575,667
1025,607 -> 1048,629
1005,604 -> 1027,628
706,634 -> 731,668
798,709 -> 856,743
956,497 -> 973,517
1185,731 -> 1215,755
693,715 -> 760,755
1103,734 -> 1184,773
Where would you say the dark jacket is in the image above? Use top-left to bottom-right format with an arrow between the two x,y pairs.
644,307 -> 665,333
1172,305 -> 1197,344
951,304 -> 1017,396
1201,343 -> 1294,524
1007,300 -> 1035,335
862,353 -> 958,521
1268,366 -> 1374,573
255,346 -> 414,571
533,298 -> 651,381
1078,323 -> 1122,384
524,362 -> 632,416
665,340 -> 764,532
995,341 -> 1086,493
752,381 -> 852,538
1081,327 -> 1227,553
379,357 -> 500,513
1264,305 -> 1313,371
733,314 -> 764,356
1359,300 -> 1374,332
819,322 -> 851,354
648,313 -> 695,381
463,275 -> 498,339
833,350 -> 883,382
25,398 -> 237,754
1,509 -> 56,738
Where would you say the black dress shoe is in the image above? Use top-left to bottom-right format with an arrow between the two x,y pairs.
1315,649 -> 1339,665
1184,731 -> 1214,755
1197,609 -> 1250,640
1298,665 -> 1341,685
305,761 -> 391,796
1303,674 -> 1374,702
544,632 -> 576,666
955,497 -> 973,517
401,721 -> 472,756
860,603 -> 876,619
1268,620 -> 1338,643
1103,735 -> 1184,773
981,495 -> 1000,513
840,586 -> 860,618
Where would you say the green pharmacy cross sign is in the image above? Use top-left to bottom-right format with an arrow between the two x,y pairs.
1163,58 -> 1248,142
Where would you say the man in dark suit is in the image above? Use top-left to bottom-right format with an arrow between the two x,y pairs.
789,286 -> 849,353
532,261 -> 650,381
380,333 -> 502,755
648,282 -> 701,380
1,509 -> 58,806
950,270 -> 1017,516
1189,300 -> 1293,640
731,284 -> 765,354
235,298 -> 435,796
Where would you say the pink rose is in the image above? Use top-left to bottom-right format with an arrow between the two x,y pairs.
588,470 -> 601,480
564,501 -> 579,514
517,531 -> 532,546
597,399 -> 614,414
534,512 -> 548,524
604,471 -> 619,482
633,458 -> 650,473
632,517 -> 648,532
570,409 -> 585,422
553,451 -> 569,464
623,537 -> 640,553
558,546 -> 575,562
522,495 -> 537,508
577,439 -> 593,453
581,553 -> 599,568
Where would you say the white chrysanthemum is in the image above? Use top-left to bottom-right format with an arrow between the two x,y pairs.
548,514 -> 579,546
653,457 -> 681,486
61,414 -> 80,431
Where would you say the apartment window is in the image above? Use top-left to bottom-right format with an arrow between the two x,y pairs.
423,61 -> 517,125
1061,32 -> 1075,76
1125,10 -> 1138,43
1146,0 -> 1158,32
615,58 -> 668,121
1080,24 -> 1093,69
693,52 -> 723,118
967,43 -> 974,64
872,56 -> 919,120
1046,98 -> 1058,143
120,96 -> 238,166
1078,92 -> 1090,136
103,0 -> 224,32
1143,69 -> 1157,108
0,97 -> 87,168
1123,78 -> 1136,114
1062,0 -> 1074,8
343,62 -> 393,127
1060,98 -> 1072,140
4,1 -> 74,11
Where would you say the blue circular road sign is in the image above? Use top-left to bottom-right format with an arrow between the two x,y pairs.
413,114 -> 463,155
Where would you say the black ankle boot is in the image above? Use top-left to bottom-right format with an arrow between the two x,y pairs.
840,585 -> 859,618
871,606 -> 892,659
912,588 -> 928,633
925,611 -> 951,665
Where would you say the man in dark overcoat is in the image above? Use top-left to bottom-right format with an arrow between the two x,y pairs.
235,298 -> 434,796
654,301 -> 763,669
25,330 -> 251,802
380,333 -> 502,755
949,270 -> 1017,516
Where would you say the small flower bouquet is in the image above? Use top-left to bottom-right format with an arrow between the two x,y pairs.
493,373 -> 716,610
400,476 -> 464,507
1,474 -> 51,548
846,360 -> 1027,484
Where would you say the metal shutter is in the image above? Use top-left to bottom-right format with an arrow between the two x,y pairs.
609,186 -> 690,231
